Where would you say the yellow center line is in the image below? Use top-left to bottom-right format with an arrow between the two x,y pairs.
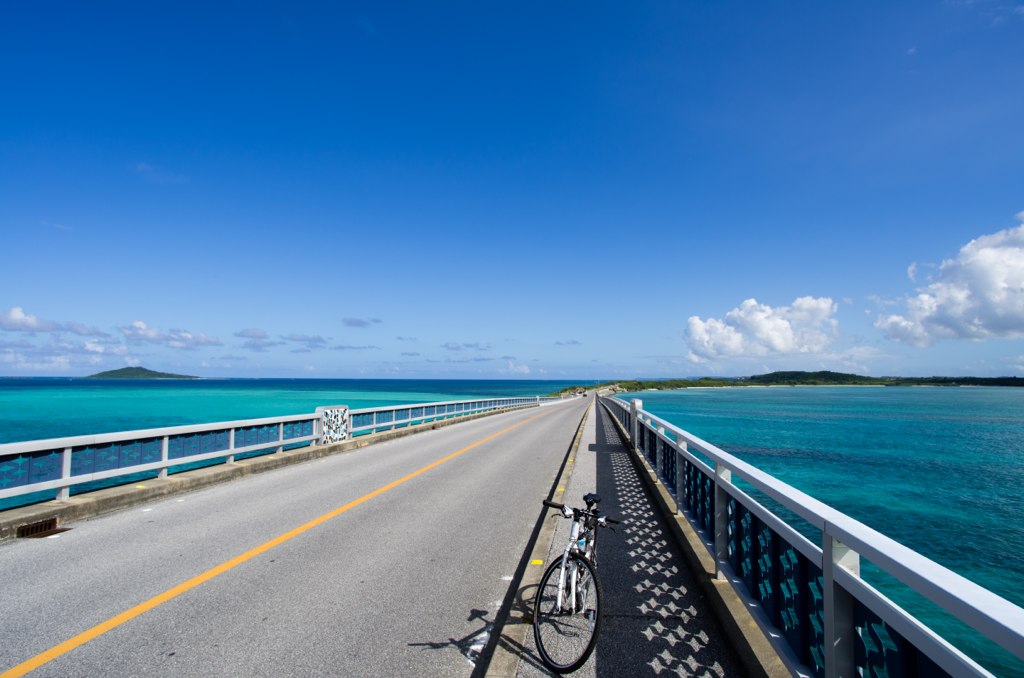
2,409 -> 551,677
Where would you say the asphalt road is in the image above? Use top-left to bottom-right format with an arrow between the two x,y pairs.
0,398 -> 589,678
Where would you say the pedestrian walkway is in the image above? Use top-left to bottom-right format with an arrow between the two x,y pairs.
512,401 -> 744,677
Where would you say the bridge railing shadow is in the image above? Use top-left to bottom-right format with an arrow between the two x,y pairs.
588,404 -> 741,677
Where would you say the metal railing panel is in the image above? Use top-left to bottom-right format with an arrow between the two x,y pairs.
602,396 -> 1024,675
825,514 -> 1024,663
1,395 -> 545,507
721,480 -> 822,566
838,568 -> 984,676
0,412 -> 320,457
0,433 -> 320,499
0,408 -> 353,503
345,398 -> 548,435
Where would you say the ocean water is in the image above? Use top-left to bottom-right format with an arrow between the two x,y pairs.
623,386 -> 1024,675
0,378 -> 584,444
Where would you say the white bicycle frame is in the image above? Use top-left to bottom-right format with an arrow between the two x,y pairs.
556,514 -> 585,613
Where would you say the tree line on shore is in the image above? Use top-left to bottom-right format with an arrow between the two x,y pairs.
550,370 -> 1024,396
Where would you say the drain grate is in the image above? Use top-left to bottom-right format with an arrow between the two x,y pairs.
16,517 -> 70,538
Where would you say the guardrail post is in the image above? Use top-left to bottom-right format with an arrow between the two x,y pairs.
630,399 -> 642,447
227,428 -> 236,464
823,531 -> 860,678
159,435 -> 169,479
276,422 -> 284,453
714,461 -> 731,580
655,425 -> 665,479
675,441 -> 687,515
57,446 -> 72,501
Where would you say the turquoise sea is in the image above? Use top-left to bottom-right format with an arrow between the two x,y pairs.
623,386 -> 1024,676
0,378 -> 584,444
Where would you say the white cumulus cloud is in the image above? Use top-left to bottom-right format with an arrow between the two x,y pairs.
501,360 -> 532,375
0,307 -> 59,332
686,297 -> 839,362
121,320 -> 163,343
120,320 -> 221,350
84,340 -> 105,354
166,329 -> 222,350
875,222 -> 1024,346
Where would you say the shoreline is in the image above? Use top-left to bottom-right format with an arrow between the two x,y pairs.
616,382 -> 1018,395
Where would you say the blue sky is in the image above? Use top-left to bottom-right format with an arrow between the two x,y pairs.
2,1 -> 1022,379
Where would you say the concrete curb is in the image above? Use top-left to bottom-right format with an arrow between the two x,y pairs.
482,400 -> 592,678
0,405 -> 536,543
598,400 -> 790,678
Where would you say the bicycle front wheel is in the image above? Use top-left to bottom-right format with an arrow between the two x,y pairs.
532,554 -> 602,673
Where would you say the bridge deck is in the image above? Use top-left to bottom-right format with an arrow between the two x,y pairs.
493,401 -> 744,677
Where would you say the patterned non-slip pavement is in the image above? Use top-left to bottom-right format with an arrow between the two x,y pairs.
514,402 -> 744,677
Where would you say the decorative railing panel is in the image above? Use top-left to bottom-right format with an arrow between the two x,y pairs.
71,438 -> 163,475
351,413 -> 374,430
0,450 -> 63,489
1,412 -> 319,507
282,419 -> 315,441
659,435 -> 677,491
778,540 -> 826,674
170,430 -> 231,458
683,460 -> 714,535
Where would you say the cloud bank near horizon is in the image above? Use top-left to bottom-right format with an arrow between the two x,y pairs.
4,217 -> 1024,376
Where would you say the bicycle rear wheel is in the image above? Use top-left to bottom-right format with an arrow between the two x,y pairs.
532,554 -> 602,673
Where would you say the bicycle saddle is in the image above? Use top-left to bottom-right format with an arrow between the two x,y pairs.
583,492 -> 601,506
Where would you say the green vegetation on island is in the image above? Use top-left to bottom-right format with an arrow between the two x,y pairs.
85,366 -> 198,379
549,370 -> 1024,396
746,370 -> 1024,387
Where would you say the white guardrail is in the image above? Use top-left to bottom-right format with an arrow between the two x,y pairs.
0,396 -> 551,506
601,396 -> 1024,678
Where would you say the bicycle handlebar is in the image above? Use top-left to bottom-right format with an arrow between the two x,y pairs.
542,498 -> 621,525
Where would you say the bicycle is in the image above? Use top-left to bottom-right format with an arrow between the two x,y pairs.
533,492 -> 620,673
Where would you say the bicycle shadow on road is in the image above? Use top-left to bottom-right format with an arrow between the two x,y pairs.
408,608 -> 494,668
513,582 -> 540,623
499,581 -> 571,676
408,604 -> 561,678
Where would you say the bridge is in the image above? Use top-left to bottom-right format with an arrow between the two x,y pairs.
1,395 -> 1022,676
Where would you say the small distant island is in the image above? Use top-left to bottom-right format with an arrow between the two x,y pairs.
85,366 -> 198,379
551,370 -> 1024,396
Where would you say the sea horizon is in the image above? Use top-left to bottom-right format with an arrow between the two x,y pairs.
0,377 -> 587,446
